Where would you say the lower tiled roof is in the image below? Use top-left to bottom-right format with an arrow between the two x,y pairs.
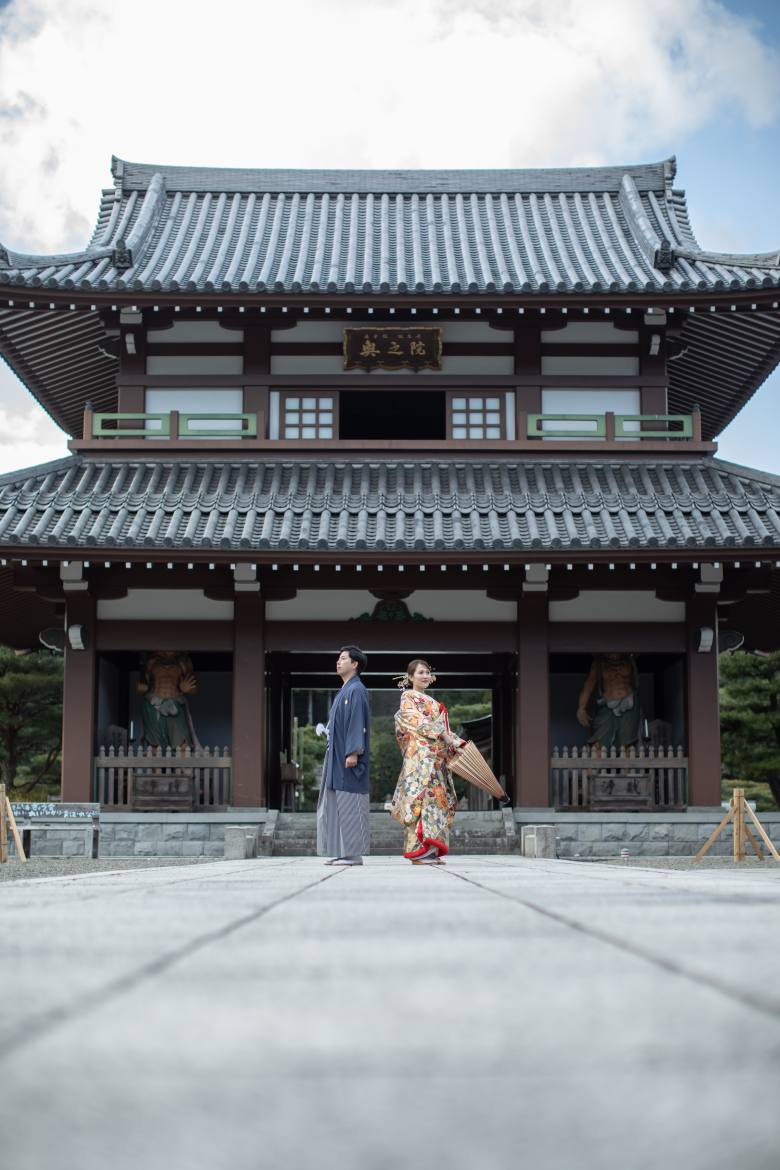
0,456 -> 778,554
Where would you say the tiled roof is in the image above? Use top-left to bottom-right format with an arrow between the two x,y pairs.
1,156 -> 778,296
0,456 -> 778,555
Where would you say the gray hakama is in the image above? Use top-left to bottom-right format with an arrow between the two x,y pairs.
316,674 -> 371,859
317,786 -> 370,859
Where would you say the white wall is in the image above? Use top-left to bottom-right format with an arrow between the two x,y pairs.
146,356 -> 243,375
147,322 -> 242,343
144,388 -> 244,436
539,389 -> 641,435
98,590 -> 235,621
549,591 -> 685,623
541,355 -> 639,375
540,322 -> 638,344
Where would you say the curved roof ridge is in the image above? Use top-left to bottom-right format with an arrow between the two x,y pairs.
0,172 -> 166,274
676,246 -> 780,270
710,457 -> 780,491
0,453 -> 80,488
0,241 -> 114,271
111,154 -> 677,195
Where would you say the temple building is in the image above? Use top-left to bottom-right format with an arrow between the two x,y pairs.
0,155 -> 779,832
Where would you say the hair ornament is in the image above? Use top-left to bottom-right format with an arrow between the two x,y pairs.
393,673 -> 412,690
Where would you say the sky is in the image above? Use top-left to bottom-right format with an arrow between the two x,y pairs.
0,0 -> 778,474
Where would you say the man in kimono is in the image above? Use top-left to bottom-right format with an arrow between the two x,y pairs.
317,646 -> 371,866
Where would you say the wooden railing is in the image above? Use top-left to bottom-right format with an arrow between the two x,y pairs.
77,406 -> 705,450
551,745 -> 688,811
90,410 -> 257,439
95,745 -> 232,809
524,411 -> 697,441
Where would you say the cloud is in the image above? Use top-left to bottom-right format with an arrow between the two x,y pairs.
0,364 -> 69,473
0,0 -> 777,254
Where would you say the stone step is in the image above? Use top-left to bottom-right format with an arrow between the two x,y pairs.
270,811 -> 513,856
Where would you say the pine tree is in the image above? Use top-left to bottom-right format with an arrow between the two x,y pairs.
0,648 -> 63,796
720,650 -> 780,807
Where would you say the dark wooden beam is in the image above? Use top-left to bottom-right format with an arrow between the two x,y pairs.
115,372 -> 668,388
516,594 -> 550,807
272,650 -> 511,673
232,592 -> 266,806
283,673 -> 506,690
61,592 -> 96,803
270,341 -> 515,357
70,435 -> 716,455
25,287 -> 780,313
96,621 -> 233,651
686,595 -> 722,806
547,623 -> 686,652
264,621 -> 516,652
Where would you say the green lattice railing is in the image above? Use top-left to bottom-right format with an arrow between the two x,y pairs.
92,412 -> 258,439
526,413 -> 694,440
87,409 -> 698,444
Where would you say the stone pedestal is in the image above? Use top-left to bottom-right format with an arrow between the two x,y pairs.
521,824 -> 557,858
224,825 -> 257,859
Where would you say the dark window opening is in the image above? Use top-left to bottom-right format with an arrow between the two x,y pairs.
339,391 -> 446,440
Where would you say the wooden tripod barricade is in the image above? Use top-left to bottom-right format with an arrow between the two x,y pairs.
0,783 -> 27,864
694,787 -> 780,865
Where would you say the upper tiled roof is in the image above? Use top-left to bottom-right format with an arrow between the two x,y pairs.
0,455 -> 778,555
1,156 -> 778,296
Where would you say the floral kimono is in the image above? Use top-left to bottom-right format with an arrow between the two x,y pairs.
390,690 -> 464,859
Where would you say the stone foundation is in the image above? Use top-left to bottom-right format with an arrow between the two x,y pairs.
514,809 -> 780,858
8,805 -> 780,860
98,811 -> 270,857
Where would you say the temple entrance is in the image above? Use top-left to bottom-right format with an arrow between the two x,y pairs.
266,651 -> 514,811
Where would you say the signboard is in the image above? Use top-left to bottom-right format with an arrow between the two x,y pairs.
343,326 -> 442,371
10,802 -> 99,820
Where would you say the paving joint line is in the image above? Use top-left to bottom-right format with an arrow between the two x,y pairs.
0,860 -> 285,907
440,866 -> 780,1023
0,868 -> 345,1062
450,855 -> 780,898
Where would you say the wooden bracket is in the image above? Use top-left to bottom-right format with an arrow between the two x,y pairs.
693,787 -> 780,865
0,783 -> 26,864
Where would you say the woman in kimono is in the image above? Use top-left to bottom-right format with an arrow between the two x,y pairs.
390,659 -> 465,864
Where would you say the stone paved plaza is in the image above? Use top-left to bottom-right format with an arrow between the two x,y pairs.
1,856 -> 779,1170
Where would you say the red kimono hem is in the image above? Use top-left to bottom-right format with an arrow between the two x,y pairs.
404,827 -> 449,860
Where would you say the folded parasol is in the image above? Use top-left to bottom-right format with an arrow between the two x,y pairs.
450,740 -> 508,802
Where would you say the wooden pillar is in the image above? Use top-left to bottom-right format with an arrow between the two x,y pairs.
514,320 -> 543,425
61,592 -> 97,803
686,595 -> 721,806
243,322 -> 271,439
494,661 -> 514,792
515,592 -> 550,806
231,591 -> 266,807
266,657 -> 284,810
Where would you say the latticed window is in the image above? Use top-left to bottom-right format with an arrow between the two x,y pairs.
282,395 -> 334,439
451,396 -> 503,440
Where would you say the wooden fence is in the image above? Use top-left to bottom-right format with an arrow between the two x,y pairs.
95,746 -> 232,809
550,745 -> 688,811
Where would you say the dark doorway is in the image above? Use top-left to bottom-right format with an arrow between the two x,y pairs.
266,650 -> 514,809
339,390 -> 446,439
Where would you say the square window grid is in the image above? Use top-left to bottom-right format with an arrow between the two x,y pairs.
283,396 -> 334,440
451,396 -> 502,440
